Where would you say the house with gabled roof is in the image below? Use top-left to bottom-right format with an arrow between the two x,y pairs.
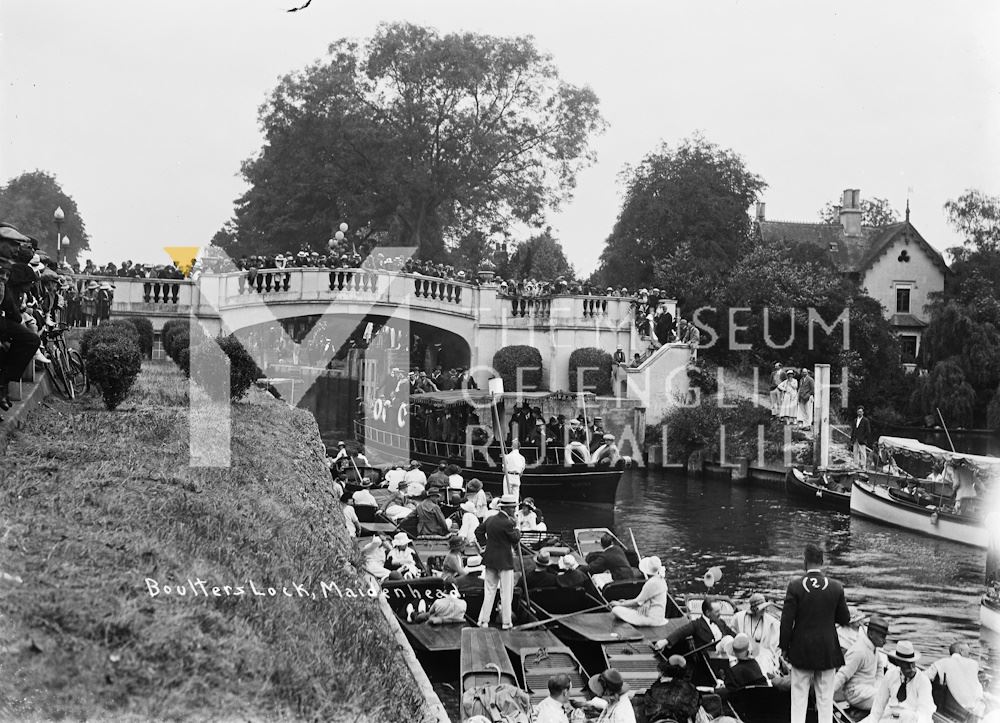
752,188 -> 949,365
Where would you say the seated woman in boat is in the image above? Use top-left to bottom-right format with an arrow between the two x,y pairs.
585,668 -> 635,723
564,419 -> 592,465
445,463 -> 465,506
643,654 -> 701,723
515,498 -> 546,531
380,482 -> 417,523
439,535 -> 468,583
361,535 -> 403,583
385,532 -> 422,579
466,478 -> 489,519
556,554 -> 591,589
609,556 -> 669,627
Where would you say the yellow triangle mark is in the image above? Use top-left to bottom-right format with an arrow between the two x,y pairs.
164,246 -> 201,274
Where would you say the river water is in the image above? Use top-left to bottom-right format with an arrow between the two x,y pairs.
428,467 -> 999,715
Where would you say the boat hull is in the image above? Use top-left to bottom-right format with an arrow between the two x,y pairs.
784,468 -> 851,513
850,480 -> 988,548
982,599 -> 1000,634
357,423 -> 623,504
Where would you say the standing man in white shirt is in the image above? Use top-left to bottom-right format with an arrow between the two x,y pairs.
924,640 -> 985,718
504,439 -> 526,501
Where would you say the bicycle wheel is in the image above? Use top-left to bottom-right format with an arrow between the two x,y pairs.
46,345 -> 75,400
68,349 -> 89,393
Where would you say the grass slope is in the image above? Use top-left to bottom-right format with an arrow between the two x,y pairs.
0,362 -> 426,722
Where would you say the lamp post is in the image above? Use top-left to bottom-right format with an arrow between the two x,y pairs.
54,206 -> 65,264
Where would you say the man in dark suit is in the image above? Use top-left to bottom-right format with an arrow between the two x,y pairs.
475,494 -> 521,629
525,551 -> 559,590
849,405 -> 873,469
584,533 -> 637,581
779,543 -> 851,723
654,598 -> 737,653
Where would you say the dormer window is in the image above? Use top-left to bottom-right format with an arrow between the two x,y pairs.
898,250 -> 910,263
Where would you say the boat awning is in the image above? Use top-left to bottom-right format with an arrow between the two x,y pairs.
877,436 -> 1000,477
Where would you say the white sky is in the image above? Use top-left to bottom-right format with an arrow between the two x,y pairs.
2,1 -> 999,275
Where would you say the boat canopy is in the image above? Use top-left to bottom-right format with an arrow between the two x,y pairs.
409,389 -> 598,410
876,436 -> 1000,478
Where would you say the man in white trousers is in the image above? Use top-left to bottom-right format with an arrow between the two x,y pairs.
474,494 -> 521,630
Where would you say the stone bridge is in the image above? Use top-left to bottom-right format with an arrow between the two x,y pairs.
74,268 -> 690,418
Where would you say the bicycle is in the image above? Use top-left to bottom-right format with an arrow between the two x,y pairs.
40,322 -> 87,400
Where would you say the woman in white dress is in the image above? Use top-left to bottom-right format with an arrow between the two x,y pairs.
779,369 -> 799,424
609,556 -> 668,627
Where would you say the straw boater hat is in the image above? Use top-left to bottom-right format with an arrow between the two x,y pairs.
392,532 -> 412,547
498,494 -> 518,508
888,640 -> 920,664
603,433 -> 615,442
587,668 -> 629,697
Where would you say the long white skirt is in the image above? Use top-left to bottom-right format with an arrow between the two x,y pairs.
797,397 -> 814,426
611,606 -> 667,627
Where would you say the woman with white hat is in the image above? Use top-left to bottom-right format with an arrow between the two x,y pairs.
609,556 -> 668,627
456,499 -> 480,542
861,640 -> 935,723
386,532 -> 422,579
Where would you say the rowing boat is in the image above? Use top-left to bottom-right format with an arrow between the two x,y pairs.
499,629 -> 589,708
785,467 -> 852,512
459,627 -> 533,722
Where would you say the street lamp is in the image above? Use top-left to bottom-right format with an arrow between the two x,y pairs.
53,206 -> 65,264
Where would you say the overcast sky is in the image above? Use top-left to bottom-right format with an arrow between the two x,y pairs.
2,1 -> 999,275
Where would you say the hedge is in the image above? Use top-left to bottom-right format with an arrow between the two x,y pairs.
160,319 -> 187,359
79,320 -> 140,360
568,347 -> 613,396
189,335 -> 263,402
124,317 -> 154,358
84,331 -> 143,410
493,345 -> 545,392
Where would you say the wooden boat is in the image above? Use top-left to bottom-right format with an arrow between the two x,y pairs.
356,390 -> 626,504
851,478 -> 989,548
498,629 -> 589,708
982,595 -> 1000,634
784,467 -> 852,512
459,627 -> 532,722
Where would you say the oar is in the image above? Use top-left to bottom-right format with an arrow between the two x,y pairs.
512,604 -> 609,631
936,407 -> 956,452
629,528 -> 641,560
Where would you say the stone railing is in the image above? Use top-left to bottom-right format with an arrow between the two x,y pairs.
70,275 -> 193,309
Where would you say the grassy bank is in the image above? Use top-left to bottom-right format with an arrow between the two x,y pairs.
0,361 -> 425,722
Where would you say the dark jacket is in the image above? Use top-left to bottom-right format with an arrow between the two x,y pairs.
415,499 -> 450,537
724,659 -> 768,690
475,512 -> 521,571
555,569 -> 590,589
664,616 -> 738,650
779,569 -> 851,670
849,416 -> 873,447
584,545 -> 635,579
525,569 -> 559,589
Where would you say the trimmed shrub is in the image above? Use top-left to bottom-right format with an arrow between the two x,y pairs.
125,317 -> 154,358
164,327 -> 190,364
177,345 -> 193,378
85,335 -> 142,410
190,335 -> 262,402
79,321 -> 140,360
568,347 -> 613,395
493,345 -> 544,392
160,319 -> 187,359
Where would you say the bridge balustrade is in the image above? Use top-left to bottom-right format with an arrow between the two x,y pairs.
70,275 -> 192,308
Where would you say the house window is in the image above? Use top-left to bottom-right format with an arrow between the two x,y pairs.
899,334 -> 918,363
896,287 -> 911,314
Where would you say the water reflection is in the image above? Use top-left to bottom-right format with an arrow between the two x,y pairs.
541,468 -> 996,675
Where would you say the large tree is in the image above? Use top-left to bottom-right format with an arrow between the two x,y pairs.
595,133 -> 766,288
500,230 -> 574,281
818,196 -> 899,227
0,170 -> 91,264
922,189 -> 1000,424
219,22 -> 604,261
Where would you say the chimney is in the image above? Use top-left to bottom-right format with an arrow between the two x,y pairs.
839,188 -> 861,236
755,202 -> 765,222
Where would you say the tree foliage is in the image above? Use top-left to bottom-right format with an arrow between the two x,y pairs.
819,196 -> 899,227
0,171 -> 91,264
493,345 -> 545,392
500,230 -> 574,281
596,134 -> 766,288
218,22 -> 605,262
944,189 -> 1000,253
908,359 -> 978,428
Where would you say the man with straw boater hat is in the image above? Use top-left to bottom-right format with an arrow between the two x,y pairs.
474,493 -> 521,630
861,640 -> 935,722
